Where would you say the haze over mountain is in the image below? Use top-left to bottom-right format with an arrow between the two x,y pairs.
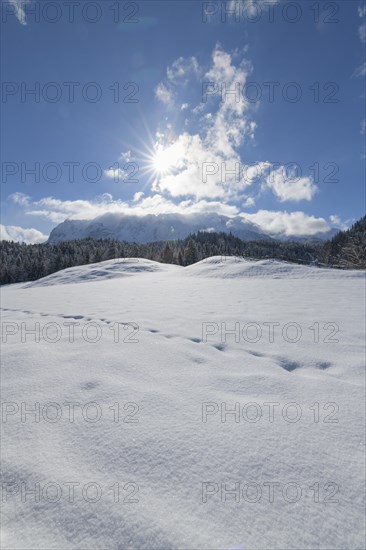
47,212 -> 336,244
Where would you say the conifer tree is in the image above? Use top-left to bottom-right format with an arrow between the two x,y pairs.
162,242 -> 174,263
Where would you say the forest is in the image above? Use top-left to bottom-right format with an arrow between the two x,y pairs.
1,216 -> 365,285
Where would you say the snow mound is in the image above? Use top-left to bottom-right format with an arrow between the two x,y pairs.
26,258 -> 182,287
25,256 -> 365,288
184,256 -> 365,279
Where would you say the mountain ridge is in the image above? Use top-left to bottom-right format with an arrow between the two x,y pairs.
47,212 -> 335,244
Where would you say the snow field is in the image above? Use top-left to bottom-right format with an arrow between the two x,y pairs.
1,258 -> 365,549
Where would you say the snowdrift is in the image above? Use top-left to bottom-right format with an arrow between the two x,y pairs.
26,256 -> 365,289
184,256 -> 365,279
26,258 -> 182,287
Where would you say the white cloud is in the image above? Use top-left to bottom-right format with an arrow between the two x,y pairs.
151,46 -> 261,200
151,136 -> 267,200
0,224 -> 47,244
24,208 -> 70,223
181,103 -> 189,111
361,119 -> 366,135
104,167 -> 126,180
242,210 -> 330,236
359,22 -> 366,42
329,214 -> 348,230
119,150 -> 132,162
155,57 -> 200,109
166,56 -> 199,83
5,44 -> 324,241
354,62 -> 366,77
243,196 -> 255,207
264,167 -> 318,202
8,0 -> 29,25
155,82 -> 174,105
9,191 -> 240,222
8,192 -> 333,237
205,46 -> 241,83
9,192 -> 30,205
97,193 -> 113,203
329,214 -> 340,224
358,4 -> 366,42
143,46 -> 318,206
153,132 -> 229,199
203,46 -> 253,157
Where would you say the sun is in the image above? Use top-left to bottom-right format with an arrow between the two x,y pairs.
152,145 -> 174,175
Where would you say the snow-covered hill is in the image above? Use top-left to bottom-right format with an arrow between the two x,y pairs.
26,258 -> 181,287
184,256 -> 364,279
1,257 -> 365,549
47,212 -> 273,243
24,256 -> 364,288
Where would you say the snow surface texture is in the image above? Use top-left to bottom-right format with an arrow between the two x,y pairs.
1,257 -> 365,549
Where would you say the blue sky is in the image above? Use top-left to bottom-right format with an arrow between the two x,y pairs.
1,0 -> 365,243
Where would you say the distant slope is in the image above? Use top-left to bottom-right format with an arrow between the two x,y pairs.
323,215 -> 366,268
47,212 -> 273,243
47,212 -> 339,245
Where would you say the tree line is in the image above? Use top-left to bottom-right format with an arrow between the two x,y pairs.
1,215 -> 365,285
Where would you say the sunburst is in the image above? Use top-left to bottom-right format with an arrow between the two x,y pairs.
151,144 -> 175,175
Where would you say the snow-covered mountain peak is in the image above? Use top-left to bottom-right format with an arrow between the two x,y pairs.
47,212 -> 270,243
